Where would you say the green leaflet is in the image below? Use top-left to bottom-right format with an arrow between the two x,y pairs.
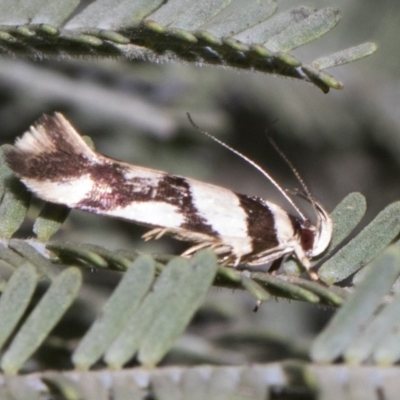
265,8 -> 341,52
105,250 -> 217,368
312,42 -> 378,70
1,267 -> 82,374
0,0 -> 79,25
8,239 -> 60,280
199,0 -> 277,37
0,264 -> 38,351
0,146 -> 30,239
72,256 -> 156,370
137,251 -> 217,367
66,0 -> 165,30
234,6 -> 314,44
33,203 -> 71,243
345,262 -> 400,363
324,192 -> 367,253
311,247 -> 400,363
319,201 -> 400,284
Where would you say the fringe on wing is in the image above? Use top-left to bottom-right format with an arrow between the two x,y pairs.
5,113 -> 97,181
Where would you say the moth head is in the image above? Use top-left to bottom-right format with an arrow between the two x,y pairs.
299,201 -> 333,258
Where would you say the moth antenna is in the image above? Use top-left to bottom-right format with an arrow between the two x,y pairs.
186,113 -> 306,221
267,134 -> 320,229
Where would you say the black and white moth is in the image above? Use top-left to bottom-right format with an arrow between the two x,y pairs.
5,113 -> 332,279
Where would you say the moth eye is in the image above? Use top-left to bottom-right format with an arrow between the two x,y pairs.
300,228 -> 315,252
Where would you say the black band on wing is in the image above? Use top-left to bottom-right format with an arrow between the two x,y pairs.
236,194 -> 279,256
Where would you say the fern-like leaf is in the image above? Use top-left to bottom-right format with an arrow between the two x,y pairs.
3,126 -> 400,372
1,267 -> 82,374
0,0 -> 376,92
311,244 -> 400,366
1,362 -> 400,399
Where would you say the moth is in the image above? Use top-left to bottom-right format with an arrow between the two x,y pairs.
5,113 -> 332,279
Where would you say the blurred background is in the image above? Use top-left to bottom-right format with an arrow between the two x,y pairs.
0,0 -> 398,369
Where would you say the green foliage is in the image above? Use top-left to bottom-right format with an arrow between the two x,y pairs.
312,245 -> 400,364
0,147 -> 31,239
0,0 -> 375,92
1,267 -> 82,374
2,143 -> 400,376
319,202 -> 400,284
0,1 -> 396,398
0,362 -> 398,399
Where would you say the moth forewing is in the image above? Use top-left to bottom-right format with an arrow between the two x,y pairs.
5,113 -> 333,279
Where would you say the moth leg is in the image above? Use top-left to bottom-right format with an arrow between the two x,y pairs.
299,257 -> 319,281
247,246 -> 294,266
181,241 -> 233,262
234,258 -> 241,267
142,227 -> 168,241
268,257 -> 284,274
181,241 -> 215,256
221,254 -> 242,268
249,247 -> 318,281
291,248 -> 319,281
